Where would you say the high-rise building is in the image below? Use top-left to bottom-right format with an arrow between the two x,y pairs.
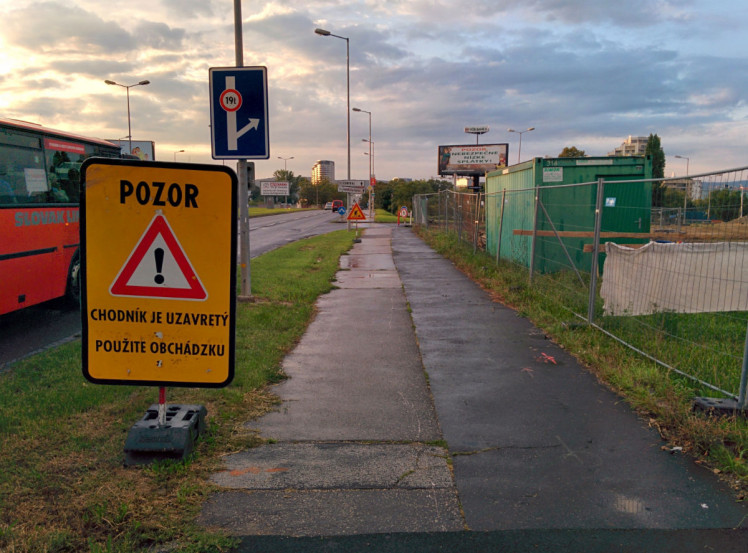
312,160 -> 335,185
609,136 -> 648,156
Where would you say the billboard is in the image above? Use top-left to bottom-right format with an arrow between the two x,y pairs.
108,140 -> 156,161
261,181 -> 289,196
438,143 -> 508,176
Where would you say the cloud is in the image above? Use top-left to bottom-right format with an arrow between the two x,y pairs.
133,21 -> 188,50
4,2 -> 135,53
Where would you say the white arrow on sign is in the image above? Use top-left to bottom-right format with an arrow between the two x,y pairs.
224,76 -> 260,151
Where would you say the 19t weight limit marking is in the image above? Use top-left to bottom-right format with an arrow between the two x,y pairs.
220,89 -> 242,112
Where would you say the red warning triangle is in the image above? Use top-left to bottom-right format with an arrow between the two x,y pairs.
110,213 -> 207,300
347,202 -> 366,221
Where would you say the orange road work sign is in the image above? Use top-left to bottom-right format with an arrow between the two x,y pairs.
80,159 -> 237,388
347,202 -> 366,221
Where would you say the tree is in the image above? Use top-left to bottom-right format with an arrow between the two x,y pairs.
558,146 -> 586,158
297,179 -> 342,207
374,178 -> 453,214
646,133 -> 666,206
273,169 -> 304,204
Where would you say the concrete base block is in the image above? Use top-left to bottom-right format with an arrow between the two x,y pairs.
124,404 -> 207,466
692,397 -> 747,418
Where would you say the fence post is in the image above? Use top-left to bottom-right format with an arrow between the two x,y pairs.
529,187 -> 540,283
438,191 -> 441,229
496,188 -> 506,266
473,193 -> 481,253
452,192 -> 460,236
458,196 -> 463,244
587,178 -> 605,325
739,321 -> 748,409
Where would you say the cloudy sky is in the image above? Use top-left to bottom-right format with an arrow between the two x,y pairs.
1,0 -> 747,180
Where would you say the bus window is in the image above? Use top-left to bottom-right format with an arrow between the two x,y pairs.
44,138 -> 94,203
0,144 -> 47,205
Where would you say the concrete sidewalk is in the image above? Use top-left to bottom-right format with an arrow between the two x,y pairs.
199,225 -> 747,545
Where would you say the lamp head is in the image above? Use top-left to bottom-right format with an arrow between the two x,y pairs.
315,28 -> 331,36
138,80 -> 150,86
104,80 -> 117,85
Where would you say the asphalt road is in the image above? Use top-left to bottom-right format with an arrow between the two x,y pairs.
0,209 -> 340,369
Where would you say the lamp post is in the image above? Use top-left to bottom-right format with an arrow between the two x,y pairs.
674,155 -> 690,225
277,156 -> 294,171
277,156 -> 294,207
507,127 -> 534,164
353,107 -> 372,215
315,28 -> 350,180
104,79 -> 150,154
173,149 -> 184,161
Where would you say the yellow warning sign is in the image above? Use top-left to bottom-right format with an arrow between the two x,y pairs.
347,201 -> 366,221
80,159 -> 237,388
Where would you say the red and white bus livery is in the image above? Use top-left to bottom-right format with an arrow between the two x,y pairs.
0,118 -> 121,315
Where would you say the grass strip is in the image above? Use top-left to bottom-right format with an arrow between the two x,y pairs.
248,207 -> 315,218
0,230 -> 355,553
374,209 -> 398,224
416,227 -> 747,497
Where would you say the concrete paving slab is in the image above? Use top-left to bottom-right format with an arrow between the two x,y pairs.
334,270 -> 402,288
253,285 -> 441,442
252,228 -> 440,443
199,489 -> 464,536
340,253 -> 396,270
210,443 -> 452,490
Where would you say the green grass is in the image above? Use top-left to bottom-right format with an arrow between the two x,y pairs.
0,230 -> 355,553
374,208 -> 398,223
248,207 -> 315,217
417,227 -> 747,495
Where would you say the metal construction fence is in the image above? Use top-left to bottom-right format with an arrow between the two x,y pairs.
413,168 -> 748,409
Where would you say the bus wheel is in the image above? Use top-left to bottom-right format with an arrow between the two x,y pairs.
65,250 -> 81,309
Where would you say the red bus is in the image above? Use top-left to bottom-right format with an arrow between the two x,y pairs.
0,118 -> 122,315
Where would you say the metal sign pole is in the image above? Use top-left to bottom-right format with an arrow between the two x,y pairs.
234,0 -> 251,298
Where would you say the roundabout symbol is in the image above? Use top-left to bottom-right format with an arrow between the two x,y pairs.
219,89 -> 242,112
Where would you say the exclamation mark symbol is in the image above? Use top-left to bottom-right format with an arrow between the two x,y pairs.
154,248 -> 165,284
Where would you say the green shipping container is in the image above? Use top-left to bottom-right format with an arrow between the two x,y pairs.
485,156 -> 653,274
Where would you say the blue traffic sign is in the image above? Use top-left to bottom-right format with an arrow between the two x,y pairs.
209,66 -> 269,159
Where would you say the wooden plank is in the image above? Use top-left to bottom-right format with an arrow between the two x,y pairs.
512,229 -> 670,239
582,243 -> 648,253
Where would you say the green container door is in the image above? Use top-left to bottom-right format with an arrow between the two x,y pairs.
486,156 -> 653,274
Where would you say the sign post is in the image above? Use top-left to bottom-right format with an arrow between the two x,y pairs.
210,65 -> 270,299
209,67 -> 269,160
347,201 -> 366,241
81,159 -> 237,463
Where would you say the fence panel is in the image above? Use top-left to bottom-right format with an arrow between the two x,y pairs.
414,168 -> 748,406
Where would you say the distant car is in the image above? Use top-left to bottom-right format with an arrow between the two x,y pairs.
332,200 -> 344,213
324,201 -> 333,210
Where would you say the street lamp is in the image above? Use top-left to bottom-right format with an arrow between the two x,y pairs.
507,127 -> 535,164
674,155 -> 690,175
104,79 -> 150,154
277,156 -> 294,171
353,106 -> 372,193
362,139 -> 375,173
173,149 -> 184,161
674,155 -> 691,224
315,27 -> 350,181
